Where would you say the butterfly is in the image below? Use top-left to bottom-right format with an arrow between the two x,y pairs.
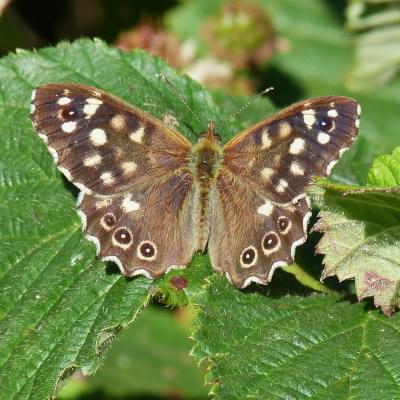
30,83 -> 360,288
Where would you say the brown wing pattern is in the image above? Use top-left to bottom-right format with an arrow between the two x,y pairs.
209,96 -> 361,287
32,83 -> 197,278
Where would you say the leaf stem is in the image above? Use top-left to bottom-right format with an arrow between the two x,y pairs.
282,263 -> 336,294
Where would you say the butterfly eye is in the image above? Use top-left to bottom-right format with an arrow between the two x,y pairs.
316,116 -> 334,132
113,227 -> 132,246
170,276 -> 188,290
262,232 -> 281,255
240,246 -> 258,268
138,241 -> 157,261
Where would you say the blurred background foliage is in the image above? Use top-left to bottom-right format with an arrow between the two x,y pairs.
1,0 -> 399,399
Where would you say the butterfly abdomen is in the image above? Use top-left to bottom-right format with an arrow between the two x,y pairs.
190,135 -> 223,251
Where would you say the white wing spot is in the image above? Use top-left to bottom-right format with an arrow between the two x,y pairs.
111,114 -> 126,130
289,138 -> 305,154
83,153 -> 102,167
302,110 -> 316,128
121,195 -> 140,213
278,121 -> 292,137
61,121 -> 77,133
355,118 -> 360,128
86,97 -> 103,105
130,125 -> 145,143
83,103 -> 100,118
121,161 -> 137,175
57,97 -> 71,106
261,129 -> 272,149
276,179 -> 288,193
100,171 -> 114,185
317,132 -> 330,144
261,167 -> 274,181
257,200 -> 274,217
290,161 -> 304,176
90,128 -> 107,146
95,198 -> 112,209
327,109 -> 338,118
357,104 -> 361,115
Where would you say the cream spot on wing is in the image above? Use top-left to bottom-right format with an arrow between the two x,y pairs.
278,121 -> 292,138
83,153 -> 102,167
30,103 -> 35,114
90,128 -> 107,146
357,104 -> 361,115
290,161 -> 304,176
326,160 -> 338,175
130,125 -> 145,143
111,114 -> 126,131
95,198 -> 113,209
83,103 -> 100,118
302,110 -> 316,128
61,121 -> 77,133
100,171 -> 114,185
257,200 -> 274,217
317,132 -> 330,144
121,195 -> 140,213
261,129 -> 272,149
63,89 -> 71,96
86,97 -> 103,105
327,109 -> 338,118
289,138 -> 305,154
261,167 -> 274,181
355,118 -> 360,128
121,161 -> 137,175
57,96 -> 71,106
276,179 -> 288,193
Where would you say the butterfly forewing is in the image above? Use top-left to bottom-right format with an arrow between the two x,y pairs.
208,96 -> 360,287
31,83 -> 198,278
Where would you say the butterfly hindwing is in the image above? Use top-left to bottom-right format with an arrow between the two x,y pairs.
208,96 -> 360,287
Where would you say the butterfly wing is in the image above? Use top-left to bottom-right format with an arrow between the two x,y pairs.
209,96 -> 361,287
31,83 -> 197,277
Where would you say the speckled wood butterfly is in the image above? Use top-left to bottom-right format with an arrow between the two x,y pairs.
31,83 -> 360,288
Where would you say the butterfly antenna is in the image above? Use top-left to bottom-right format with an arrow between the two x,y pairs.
223,86 -> 275,126
158,73 -> 203,126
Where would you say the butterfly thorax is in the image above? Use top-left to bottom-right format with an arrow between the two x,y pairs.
190,122 -> 223,251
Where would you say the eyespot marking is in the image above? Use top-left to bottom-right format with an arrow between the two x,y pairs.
316,117 -> 334,132
137,241 -> 157,261
101,213 -> 116,230
240,246 -> 258,268
112,227 -> 133,249
262,231 -> 281,255
277,216 -> 291,234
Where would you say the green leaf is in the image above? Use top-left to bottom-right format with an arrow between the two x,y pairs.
191,278 -> 400,399
311,148 -> 400,314
85,306 -> 207,398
